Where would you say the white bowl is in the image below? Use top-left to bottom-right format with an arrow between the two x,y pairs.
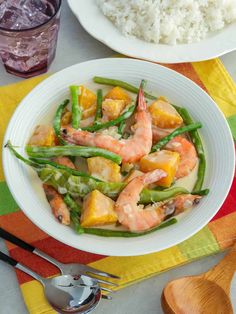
67,0 -> 236,63
3,58 -> 235,256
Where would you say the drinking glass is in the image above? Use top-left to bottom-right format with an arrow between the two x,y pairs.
0,0 -> 61,78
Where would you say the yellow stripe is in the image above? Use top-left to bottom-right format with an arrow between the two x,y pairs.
21,280 -> 57,314
0,74 -> 48,181
192,59 -> 236,117
89,246 -> 187,289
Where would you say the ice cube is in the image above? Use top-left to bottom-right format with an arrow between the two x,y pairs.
0,2 -> 7,20
11,14 -> 33,30
23,0 -> 48,16
22,0 -> 51,27
0,0 -> 29,29
0,8 -> 19,29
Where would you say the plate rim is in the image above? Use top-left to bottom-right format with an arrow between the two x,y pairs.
67,0 -> 236,63
2,57 -> 235,256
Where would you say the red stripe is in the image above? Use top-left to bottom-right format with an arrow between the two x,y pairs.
9,237 -> 106,285
211,145 -> 236,221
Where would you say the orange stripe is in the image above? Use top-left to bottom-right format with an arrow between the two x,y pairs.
0,211 -> 47,250
208,212 -> 236,249
162,63 -> 207,92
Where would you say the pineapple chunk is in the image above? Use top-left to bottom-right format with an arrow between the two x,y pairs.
140,150 -> 180,187
148,99 -> 183,128
28,125 -> 56,146
87,157 -> 121,182
102,99 -> 126,120
105,86 -> 131,105
79,86 -> 96,110
82,103 -> 97,119
80,190 -> 117,227
124,170 -> 144,183
61,109 -> 72,126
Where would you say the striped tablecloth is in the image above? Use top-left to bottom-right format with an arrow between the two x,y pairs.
0,58 -> 235,314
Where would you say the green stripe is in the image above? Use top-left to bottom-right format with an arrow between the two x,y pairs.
178,226 -> 220,259
227,114 -> 236,141
0,181 -> 19,215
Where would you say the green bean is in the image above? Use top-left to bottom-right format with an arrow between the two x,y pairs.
64,193 -> 84,234
81,104 -> 135,132
93,76 -> 157,100
70,85 -> 82,129
151,122 -> 202,152
53,99 -> 70,144
29,157 -> 102,182
64,194 -> 82,215
191,189 -> 209,196
94,89 -> 103,122
26,145 -> 122,164
70,209 -> 84,234
5,141 -> 41,169
118,120 -> 126,136
139,187 -> 189,204
152,186 -> 169,191
174,106 -> 206,192
83,218 -> 177,237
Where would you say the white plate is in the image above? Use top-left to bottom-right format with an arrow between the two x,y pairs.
67,0 -> 236,63
3,58 -> 235,256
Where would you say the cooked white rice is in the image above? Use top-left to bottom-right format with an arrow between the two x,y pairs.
97,0 -> 236,44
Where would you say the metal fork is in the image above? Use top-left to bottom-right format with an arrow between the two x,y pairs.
0,227 -> 120,288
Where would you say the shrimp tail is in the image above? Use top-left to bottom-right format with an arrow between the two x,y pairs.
137,81 -> 147,111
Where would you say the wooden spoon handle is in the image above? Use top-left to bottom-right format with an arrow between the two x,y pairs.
204,241 -> 236,294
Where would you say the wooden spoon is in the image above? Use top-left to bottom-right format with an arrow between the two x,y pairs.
162,243 -> 236,314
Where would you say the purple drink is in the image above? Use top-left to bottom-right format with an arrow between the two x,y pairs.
0,0 -> 61,78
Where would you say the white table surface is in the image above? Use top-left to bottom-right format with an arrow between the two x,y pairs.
0,2 -> 236,314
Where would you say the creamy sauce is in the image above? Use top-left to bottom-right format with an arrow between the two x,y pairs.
173,159 -> 199,192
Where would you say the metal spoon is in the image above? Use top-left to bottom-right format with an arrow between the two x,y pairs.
0,251 -> 101,314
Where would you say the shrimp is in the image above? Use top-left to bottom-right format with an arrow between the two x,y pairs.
43,184 -> 70,225
165,136 -> 198,178
152,125 -> 177,144
61,86 -> 153,163
115,169 -> 167,231
115,170 -> 201,232
53,156 -> 76,169
43,156 -> 75,225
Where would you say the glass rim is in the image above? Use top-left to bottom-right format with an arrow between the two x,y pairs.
0,0 -> 62,33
